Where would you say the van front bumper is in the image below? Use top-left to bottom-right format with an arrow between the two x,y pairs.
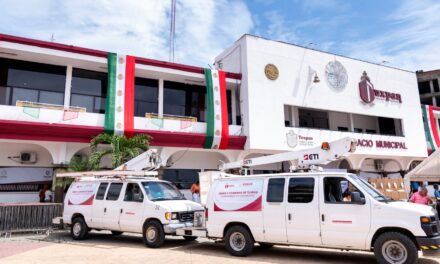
416,235 -> 440,256
163,222 -> 194,234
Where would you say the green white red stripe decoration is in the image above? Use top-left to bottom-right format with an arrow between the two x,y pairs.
422,105 -> 440,151
104,53 -> 135,137
204,69 -> 229,149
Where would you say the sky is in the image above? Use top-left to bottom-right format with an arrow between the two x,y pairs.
0,0 -> 439,71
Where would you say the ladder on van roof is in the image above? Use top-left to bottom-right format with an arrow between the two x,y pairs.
56,170 -> 158,179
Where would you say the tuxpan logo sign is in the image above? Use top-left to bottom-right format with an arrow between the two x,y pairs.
359,71 -> 402,104
359,71 -> 376,103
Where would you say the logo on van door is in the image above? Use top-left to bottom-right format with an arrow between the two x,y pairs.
303,154 -> 319,160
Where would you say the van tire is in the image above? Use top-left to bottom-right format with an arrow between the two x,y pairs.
71,217 -> 89,240
183,236 -> 197,241
225,225 -> 254,257
142,220 -> 165,248
111,231 -> 123,236
373,232 -> 418,264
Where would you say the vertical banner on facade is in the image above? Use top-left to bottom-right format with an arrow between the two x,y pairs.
104,53 -> 135,136
204,68 -> 229,149
422,105 -> 440,151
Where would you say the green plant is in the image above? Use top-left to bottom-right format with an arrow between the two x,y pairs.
89,133 -> 151,169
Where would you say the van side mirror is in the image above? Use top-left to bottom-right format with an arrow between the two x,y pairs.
351,191 -> 366,205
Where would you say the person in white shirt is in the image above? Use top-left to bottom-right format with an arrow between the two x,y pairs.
44,187 -> 53,203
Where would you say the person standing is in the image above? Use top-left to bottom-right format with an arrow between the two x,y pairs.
409,186 -> 433,205
191,181 -> 200,203
434,184 -> 440,201
38,184 -> 48,203
44,186 -> 53,203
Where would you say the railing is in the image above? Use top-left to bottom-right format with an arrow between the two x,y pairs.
0,203 -> 63,233
16,101 -> 86,112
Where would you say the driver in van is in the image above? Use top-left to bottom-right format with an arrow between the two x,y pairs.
133,185 -> 142,201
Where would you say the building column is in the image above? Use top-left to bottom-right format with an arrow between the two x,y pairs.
349,113 -> 354,132
430,80 -> 437,106
63,65 -> 73,108
158,79 -> 164,117
231,88 -> 237,125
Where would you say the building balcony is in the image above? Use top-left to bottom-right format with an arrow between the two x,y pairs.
0,103 -> 246,149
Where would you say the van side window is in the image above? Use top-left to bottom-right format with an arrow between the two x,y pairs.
324,177 -> 364,203
124,183 -> 144,202
267,178 -> 285,203
95,182 -> 108,200
288,178 -> 314,203
106,183 -> 123,201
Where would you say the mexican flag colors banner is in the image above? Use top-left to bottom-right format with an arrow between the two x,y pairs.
104,53 -> 135,137
422,104 -> 440,151
204,68 -> 229,149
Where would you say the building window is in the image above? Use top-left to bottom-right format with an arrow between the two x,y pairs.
338,126 -> 349,132
71,69 -> 107,113
434,79 -> 440,93
134,78 -> 158,117
164,81 -> 206,122
418,81 -> 431,94
0,58 -> 66,106
378,117 -> 397,136
162,169 -> 199,189
298,108 -> 329,129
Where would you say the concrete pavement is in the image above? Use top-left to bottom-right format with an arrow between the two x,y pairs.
0,231 -> 439,264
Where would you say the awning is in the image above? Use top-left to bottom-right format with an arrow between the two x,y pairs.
405,150 -> 440,182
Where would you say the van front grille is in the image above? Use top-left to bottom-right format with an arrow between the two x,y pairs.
179,212 -> 194,222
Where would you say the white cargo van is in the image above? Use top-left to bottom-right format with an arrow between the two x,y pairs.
178,171 -> 440,264
62,173 -> 203,247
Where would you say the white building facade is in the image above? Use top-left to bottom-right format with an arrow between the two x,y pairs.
0,34 -> 427,203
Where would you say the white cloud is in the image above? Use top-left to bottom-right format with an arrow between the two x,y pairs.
0,0 -> 253,67
341,0 -> 440,71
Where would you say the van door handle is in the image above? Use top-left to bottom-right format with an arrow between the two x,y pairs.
104,208 -> 106,213
120,208 -> 123,214
288,213 -> 291,221
321,214 -> 325,222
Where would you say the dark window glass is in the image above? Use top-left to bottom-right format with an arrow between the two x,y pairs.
421,97 -> 433,105
267,178 -> 285,203
354,128 -> 363,133
124,183 -> 144,202
366,129 -> 377,134
163,81 -> 206,122
71,69 -> 107,113
227,90 -> 232,124
378,117 -> 396,136
418,81 -> 431,94
95,182 -> 109,200
338,126 -> 348,131
0,58 -> 66,106
298,108 -> 329,129
134,78 -> 158,116
106,183 -> 123,201
288,178 -> 314,203
162,169 -> 199,189
434,79 -> 440,93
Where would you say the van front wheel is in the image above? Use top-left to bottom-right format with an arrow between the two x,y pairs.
71,217 -> 89,240
142,220 -> 165,248
373,232 -> 418,264
225,225 -> 254,257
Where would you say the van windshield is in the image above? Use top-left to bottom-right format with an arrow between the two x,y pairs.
142,181 -> 185,201
348,175 -> 389,203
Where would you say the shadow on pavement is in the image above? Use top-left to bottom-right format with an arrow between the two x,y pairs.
38,231 -> 439,264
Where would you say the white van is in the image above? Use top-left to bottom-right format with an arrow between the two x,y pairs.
178,171 -> 440,264
62,176 -> 203,247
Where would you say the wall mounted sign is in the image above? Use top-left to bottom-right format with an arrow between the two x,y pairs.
359,71 -> 402,104
357,139 -> 407,149
325,60 -> 348,91
264,64 -> 279,80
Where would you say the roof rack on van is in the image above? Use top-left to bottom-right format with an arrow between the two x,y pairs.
56,170 -> 158,179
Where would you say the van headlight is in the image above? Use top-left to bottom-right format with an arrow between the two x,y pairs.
165,212 -> 179,220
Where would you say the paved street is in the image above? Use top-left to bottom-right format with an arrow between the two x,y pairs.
0,231 -> 439,264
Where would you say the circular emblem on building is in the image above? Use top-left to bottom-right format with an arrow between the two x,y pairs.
264,64 -> 279,80
286,130 -> 298,148
325,60 -> 348,91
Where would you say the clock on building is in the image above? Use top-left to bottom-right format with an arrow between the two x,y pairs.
325,60 -> 348,91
